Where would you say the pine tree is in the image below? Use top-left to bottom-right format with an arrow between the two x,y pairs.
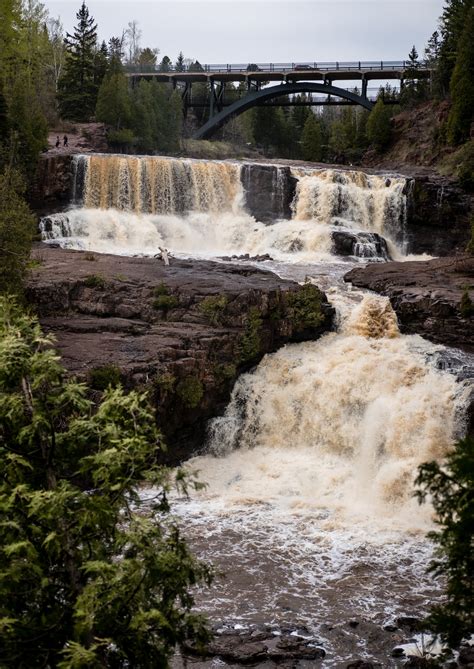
159,55 -> 172,72
438,0 -> 473,95
447,7 -> 474,144
301,113 -> 323,161
367,98 -> 393,152
96,71 -> 132,130
138,47 -> 158,69
415,437 -> 474,646
58,2 -> 100,121
94,40 -> 109,86
0,297 -> 212,666
175,51 -> 185,72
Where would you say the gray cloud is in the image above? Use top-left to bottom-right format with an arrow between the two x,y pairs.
44,0 -> 444,65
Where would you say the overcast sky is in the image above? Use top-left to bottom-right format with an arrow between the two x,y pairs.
43,0 -> 444,65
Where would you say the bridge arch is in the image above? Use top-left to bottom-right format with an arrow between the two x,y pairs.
193,82 -> 374,140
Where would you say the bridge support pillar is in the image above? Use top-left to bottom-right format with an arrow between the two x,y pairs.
362,76 -> 368,99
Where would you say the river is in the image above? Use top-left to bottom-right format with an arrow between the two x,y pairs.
41,154 -> 473,666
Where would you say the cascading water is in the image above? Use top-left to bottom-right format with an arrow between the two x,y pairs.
40,154 -> 408,261
40,153 -> 472,664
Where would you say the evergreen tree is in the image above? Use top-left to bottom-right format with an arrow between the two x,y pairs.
367,98 -> 393,152
401,45 -> 429,107
96,71 -> 132,131
0,168 -> 35,294
438,0 -> 473,96
301,112 -> 323,161
58,2 -> 100,121
447,7 -> 474,144
0,298 -> 212,666
0,88 -> 9,146
138,47 -> 159,69
159,55 -> 172,72
415,437 -> 474,647
94,40 -> 109,87
175,51 -> 185,72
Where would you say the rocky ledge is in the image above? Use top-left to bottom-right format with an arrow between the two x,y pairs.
27,245 -> 334,463
345,255 -> 474,352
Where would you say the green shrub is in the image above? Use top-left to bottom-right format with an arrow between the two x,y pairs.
84,252 -> 97,261
286,283 -> 325,330
238,306 -> 263,363
460,288 -> 473,317
199,295 -> 228,325
176,376 -> 204,408
213,362 -> 237,382
153,294 -> 179,310
89,364 -> 122,390
152,284 -> 179,311
0,297 -> 212,666
83,274 -> 107,289
154,372 -> 176,394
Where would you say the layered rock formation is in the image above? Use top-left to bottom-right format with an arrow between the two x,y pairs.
27,245 -> 334,462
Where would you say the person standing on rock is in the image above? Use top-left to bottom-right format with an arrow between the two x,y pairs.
63,135 -> 68,147
55,136 -> 60,148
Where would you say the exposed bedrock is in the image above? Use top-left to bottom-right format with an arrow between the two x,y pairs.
27,245 -> 334,463
240,163 -> 298,222
405,175 -> 473,255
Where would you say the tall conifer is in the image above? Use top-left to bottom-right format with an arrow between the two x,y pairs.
58,2 -> 100,120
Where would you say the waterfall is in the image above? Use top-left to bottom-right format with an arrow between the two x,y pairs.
74,154 -> 242,215
292,168 -> 407,248
202,295 -> 468,527
41,155 -> 409,262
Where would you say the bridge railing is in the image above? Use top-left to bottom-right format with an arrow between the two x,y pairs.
126,60 -> 429,75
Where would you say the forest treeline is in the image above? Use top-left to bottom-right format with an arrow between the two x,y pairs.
1,0 -> 473,171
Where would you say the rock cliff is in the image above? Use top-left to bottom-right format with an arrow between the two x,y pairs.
27,245 -> 334,463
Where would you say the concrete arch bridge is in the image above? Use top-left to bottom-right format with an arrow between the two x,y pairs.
126,60 -> 431,139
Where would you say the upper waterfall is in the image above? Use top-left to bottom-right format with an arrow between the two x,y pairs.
41,154 -> 409,261
73,154 -> 243,215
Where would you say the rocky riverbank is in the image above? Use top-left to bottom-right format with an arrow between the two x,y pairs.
27,245 -> 334,463
344,255 -> 473,353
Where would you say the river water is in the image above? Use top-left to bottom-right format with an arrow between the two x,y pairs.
41,155 -> 473,666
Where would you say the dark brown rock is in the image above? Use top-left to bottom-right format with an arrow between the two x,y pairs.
27,245 -> 334,463
240,163 -> 298,222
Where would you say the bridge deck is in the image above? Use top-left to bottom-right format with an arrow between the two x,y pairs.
126,61 -> 431,83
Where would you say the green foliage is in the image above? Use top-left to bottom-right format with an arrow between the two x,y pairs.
415,437 -> 474,646
467,218 -> 474,253
367,98 -> 393,152
400,45 -> 429,108
58,2 -> 101,121
238,306 -> 263,363
0,168 -> 35,295
199,295 -> 228,325
96,71 -> 132,130
460,288 -> 473,316
0,297 -> 212,667
176,375 -> 204,408
447,7 -> 474,144
301,113 -> 323,162
83,274 -> 106,288
437,0 -> 473,96
89,364 -> 122,390
213,363 -> 237,383
130,79 -> 182,154
285,283 -> 325,330
107,128 -> 136,152
154,371 -> 176,394
152,285 -> 179,311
